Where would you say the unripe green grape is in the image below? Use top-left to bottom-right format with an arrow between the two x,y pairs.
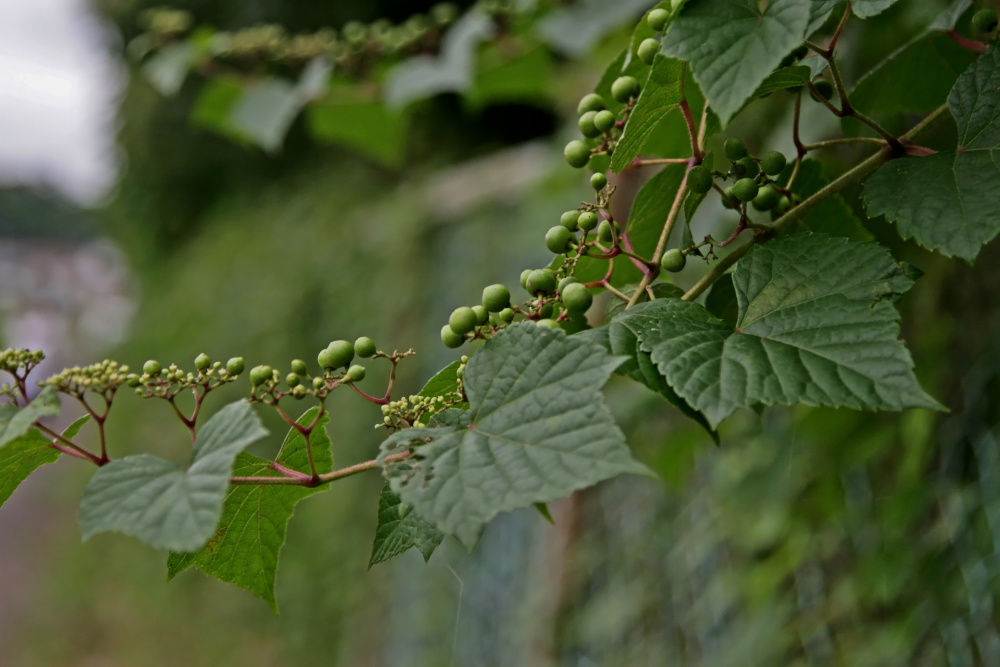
535,318 -> 559,329
526,268 -> 557,294
143,360 -> 162,376
126,374 -> 141,388
194,353 -> 211,371
545,225 -> 574,254
598,219 -> 615,243
558,276 -> 580,292
320,340 -> 355,370
577,211 -> 599,231
561,282 -> 593,312
354,336 -> 377,358
226,357 -> 245,375
810,79 -> 835,102
724,137 -> 747,161
520,268 -> 532,290
737,156 -> 759,179
660,248 -> 686,272
593,110 -> 616,133
560,210 -> 580,230
775,194 -> 792,215
732,178 -> 759,202
499,307 -> 515,323
576,92 -> 605,115
637,37 -> 660,65
590,172 -> 608,191
449,306 -> 478,335
751,185 -> 781,211
441,324 -> 465,348
578,111 -> 601,138
722,186 -> 739,209
731,161 -> 747,178
611,75 -> 641,102
647,8 -> 670,31
564,140 -> 591,169
760,150 -> 787,176
290,359 -> 307,375
537,302 -> 554,319
286,372 -> 301,387
688,165 -> 713,194
250,365 -> 272,387
972,8 -> 998,34
472,305 -> 489,325
312,376 -> 325,389
345,365 -> 366,382
482,284 -> 511,312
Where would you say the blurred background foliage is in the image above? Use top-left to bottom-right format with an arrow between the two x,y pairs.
3,0 -> 1000,665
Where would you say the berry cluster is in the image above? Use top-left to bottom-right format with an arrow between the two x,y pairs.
41,360 -> 132,400
380,356 -> 468,430
248,337 -> 384,401
127,355 -> 242,400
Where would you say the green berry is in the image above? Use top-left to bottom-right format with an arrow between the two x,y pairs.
249,365 -> 272,387
290,359 -> 307,375
535,318 -> 559,329
724,137 -> 747,161
226,357 -> 245,375
723,186 -> 739,209
537,302 -> 554,319
560,210 -> 580,230
194,353 -> 211,371
558,276 -> 580,291
354,336 -> 377,358
499,307 -> 515,323
972,8 -> 998,34
590,172 -> 608,191
126,374 -> 141,388
577,211 -> 599,231
598,220 -> 615,243
320,340 -> 355,370
441,324 -> 465,348
732,178 -> 759,202
688,165 -> 713,194
637,37 -> 660,66
482,284 -> 511,312
286,372 -> 301,387
760,151 -> 787,176
526,269 -> 557,294
545,225 -> 574,254
561,282 -> 593,312
578,111 -> 601,138
593,110 -> 616,133
776,194 -> 792,215
576,92 -> 605,115
312,376 -> 325,389
731,161 -> 747,178
143,360 -> 162,376
611,75 -> 641,102
811,79 -> 835,102
449,306 -> 478,335
751,185 -> 781,211
472,305 -> 489,325
345,365 -> 366,382
520,268 -> 532,290
737,156 -> 759,179
660,248 -> 686,273
564,140 -> 591,169
647,8 -> 670,31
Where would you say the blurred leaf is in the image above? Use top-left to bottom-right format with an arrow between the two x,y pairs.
143,42 -> 198,96
167,408 -> 332,612
467,44 -> 553,108
369,483 -> 444,567
537,0 -> 657,58
752,65 -> 812,99
0,429 -> 59,510
0,387 -> 60,449
229,79 -> 302,154
379,324 -> 650,548
308,85 -> 407,166
80,400 -> 268,551
384,10 -> 495,108
704,273 -> 737,327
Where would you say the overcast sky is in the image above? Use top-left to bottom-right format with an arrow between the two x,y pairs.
0,0 -> 122,205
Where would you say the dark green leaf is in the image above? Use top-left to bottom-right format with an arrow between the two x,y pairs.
307,85 -> 407,166
0,429 -> 59,510
751,65 -> 813,99
662,0 -> 810,125
0,387 -> 60,449
610,56 -> 685,172
787,160 -> 873,242
467,45 -> 553,109
166,408 -> 332,612
369,483 -> 444,567
80,400 -> 268,551
863,44 -> 1000,261
379,324 -> 650,548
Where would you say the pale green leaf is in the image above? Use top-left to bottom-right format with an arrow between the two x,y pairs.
661,0 -> 810,125
80,400 -> 268,551
537,0 -> 659,58
0,387 -> 60,449
638,234 -> 941,427
863,44 -> 1000,261
143,42 -> 197,96
379,324 -> 650,548
0,429 -> 59,510
369,483 -> 444,567
610,56 -> 685,172
229,79 -> 302,154
166,408 -> 332,612
752,65 -> 813,99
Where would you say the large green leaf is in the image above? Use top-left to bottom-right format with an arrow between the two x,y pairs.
536,0 -> 659,58
810,0 -> 899,30
786,160 -> 873,242
166,408 -> 333,611
638,234 -> 941,427
0,387 -> 60,449
307,84 -> 407,167
378,324 -> 650,548
661,0 -> 810,125
0,429 -> 59,510
369,483 -> 444,567
863,44 -> 1000,261
610,56 -> 685,172
80,400 -> 268,551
